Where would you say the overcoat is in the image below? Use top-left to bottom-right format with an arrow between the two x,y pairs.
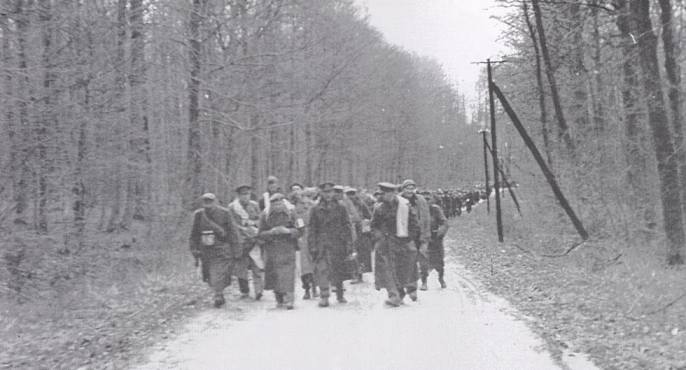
307,199 -> 354,284
258,208 -> 300,294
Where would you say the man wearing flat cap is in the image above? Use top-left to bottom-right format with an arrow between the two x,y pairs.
228,185 -> 264,300
189,193 -> 241,308
400,179 -> 431,301
370,182 -> 420,307
307,182 -> 355,307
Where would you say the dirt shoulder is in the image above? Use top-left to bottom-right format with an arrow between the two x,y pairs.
1,222 -> 222,370
449,204 -> 686,370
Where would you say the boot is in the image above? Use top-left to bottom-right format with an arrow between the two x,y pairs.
318,288 -> 330,307
420,276 -> 428,291
438,270 -> 446,289
408,290 -> 418,302
275,292 -> 284,308
284,293 -> 294,310
336,290 -> 347,304
303,288 -> 311,300
213,294 -> 226,308
385,291 -> 401,307
312,286 -> 319,298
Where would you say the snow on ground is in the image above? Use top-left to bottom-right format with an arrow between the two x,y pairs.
134,236 -> 597,370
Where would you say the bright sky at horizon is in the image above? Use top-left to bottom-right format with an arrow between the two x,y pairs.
356,0 -> 509,109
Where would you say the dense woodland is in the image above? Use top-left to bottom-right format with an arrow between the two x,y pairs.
0,0 -> 471,237
2,0 -> 686,296
485,0 -> 686,265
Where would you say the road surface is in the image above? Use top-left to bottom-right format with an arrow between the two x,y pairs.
135,236 -> 597,370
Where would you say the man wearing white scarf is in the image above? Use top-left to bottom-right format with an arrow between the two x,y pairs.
370,182 -> 420,307
228,185 -> 264,300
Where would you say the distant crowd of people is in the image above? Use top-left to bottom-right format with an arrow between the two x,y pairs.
189,176 -> 489,309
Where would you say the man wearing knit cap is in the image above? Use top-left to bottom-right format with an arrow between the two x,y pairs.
307,182 -> 355,307
370,182 -> 420,307
189,193 -> 241,308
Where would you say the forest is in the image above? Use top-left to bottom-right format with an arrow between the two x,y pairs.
2,0 -> 686,368
0,0 -> 471,236
483,0 -> 686,265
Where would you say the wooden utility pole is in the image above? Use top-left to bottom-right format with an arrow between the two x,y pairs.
487,59 -> 504,242
479,128 -> 491,213
492,83 -> 589,240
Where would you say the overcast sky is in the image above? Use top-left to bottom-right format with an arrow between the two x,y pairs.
355,0 -> 509,105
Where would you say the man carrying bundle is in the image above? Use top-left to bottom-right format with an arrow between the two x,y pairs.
370,182 -> 420,307
189,193 -> 241,308
257,193 -> 302,309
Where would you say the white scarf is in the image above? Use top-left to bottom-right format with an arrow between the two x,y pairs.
228,199 -> 250,222
396,195 -> 410,238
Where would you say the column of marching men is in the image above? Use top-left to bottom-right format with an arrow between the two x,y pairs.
189,176 -> 491,309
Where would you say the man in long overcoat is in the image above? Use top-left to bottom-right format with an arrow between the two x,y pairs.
257,193 -> 302,309
370,183 -> 420,307
307,182 -> 355,307
189,193 -> 241,308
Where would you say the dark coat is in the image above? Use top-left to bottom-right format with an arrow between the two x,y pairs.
307,199 -> 354,283
307,199 -> 354,256
370,197 -> 420,290
189,206 -> 240,257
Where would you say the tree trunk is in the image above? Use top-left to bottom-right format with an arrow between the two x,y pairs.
14,0 -> 30,224
250,114 -> 260,190
127,0 -> 149,221
522,0 -> 553,170
631,0 -> 685,265
616,0 -> 651,219
106,0 -> 128,231
658,0 -> 686,230
530,0 -> 575,153
568,3 -> 590,138
186,0 -> 204,206
36,0 -> 54,233
590,2 -> 605,133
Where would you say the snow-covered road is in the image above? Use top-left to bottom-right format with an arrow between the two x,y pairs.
134,236 -> 597,370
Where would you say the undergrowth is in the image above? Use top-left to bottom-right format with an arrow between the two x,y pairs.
0,212 -> 211,369
454,187 -> 686,370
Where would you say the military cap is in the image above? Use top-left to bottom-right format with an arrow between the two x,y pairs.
267,175 -> 279,184
344,187 -> 357,194
333,185 -> 346,192
378,182 -> 398,192
401,179 -> 417,189
318,181 -> 336,190
201,193 -> 216,200
235,185 -> 253,193
269,193 -> 285,202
